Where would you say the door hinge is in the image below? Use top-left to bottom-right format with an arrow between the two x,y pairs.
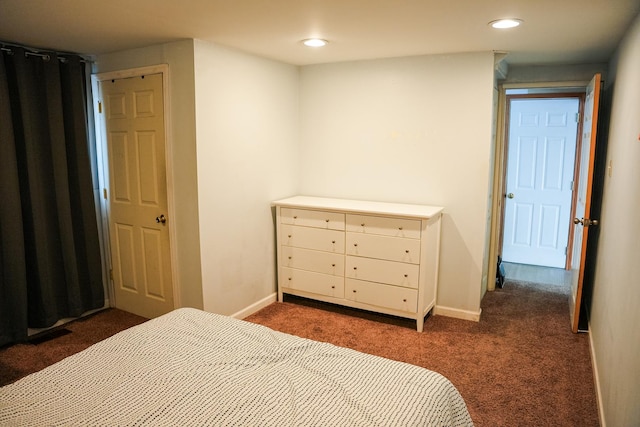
103,188 -> 107,199
575,112 -> 580,123
109,269 -> 113,280
570,180 -> 574,191
98,101 -> 103,113
565,247 -> 568,255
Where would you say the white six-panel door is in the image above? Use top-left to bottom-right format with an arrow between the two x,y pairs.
502,98 -> 580,268
101,73 -> 174,319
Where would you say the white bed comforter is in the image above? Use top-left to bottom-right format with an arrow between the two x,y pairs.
0,308 -> 473,426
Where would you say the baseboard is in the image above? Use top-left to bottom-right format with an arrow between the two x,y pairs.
588,323 -> 606,427
230,293 -> 277,320
433,305 -> 482,322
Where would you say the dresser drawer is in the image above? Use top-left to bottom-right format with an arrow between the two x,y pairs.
280,246 -> 344,276
345,279 -> 417,313
346,232 -> 420,264
345,256 -> 418,288
346,214 -> 421,239
280,208 -> 345,231
280,267 -> 345,298
281,224 -> 345,253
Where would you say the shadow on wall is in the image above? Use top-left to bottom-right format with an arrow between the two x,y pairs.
436,213 -> 483,314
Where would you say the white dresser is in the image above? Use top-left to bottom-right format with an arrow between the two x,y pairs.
273,196 -> 443,332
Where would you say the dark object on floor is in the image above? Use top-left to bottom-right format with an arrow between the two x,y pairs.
28,328 -> 72,345
496,255 -> 506,288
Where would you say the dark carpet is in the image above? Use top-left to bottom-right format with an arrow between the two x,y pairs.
245,280 -> 599,426
0,308 -> 147,387
0,279 -> 599,426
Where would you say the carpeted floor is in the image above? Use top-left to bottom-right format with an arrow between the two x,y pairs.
0,308 -> 148,387
0,279 -> 599,426
244,280 -> 599,426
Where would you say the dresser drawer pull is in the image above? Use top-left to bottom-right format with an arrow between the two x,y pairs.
403,298 -> 407,302
331,263 -> 336,267
352,290 -> 357,293
399,227 -> 403,230
288,234 -> 292,238
353,267 -> 357,270
361,223 -> 365,227
331,285 -> 335,289
404,274 -> 408,277
293,216 -> 297,219
325,219 -> 330,223
353,243 -> 358,247
332,240 -> 336,244
405,250 -> 409,253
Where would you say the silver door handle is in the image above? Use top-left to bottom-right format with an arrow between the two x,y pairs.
507,193 -> 515,199
155,214 -> 167,224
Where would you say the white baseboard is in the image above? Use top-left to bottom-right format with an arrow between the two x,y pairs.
588,323 -> 606,427
433,305 -> 482,322
231,293 -> 277,320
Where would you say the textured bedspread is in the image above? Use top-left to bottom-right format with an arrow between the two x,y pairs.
0,308 -> 473,426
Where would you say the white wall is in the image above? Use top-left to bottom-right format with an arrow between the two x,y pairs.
93,40 -> 203,309
193,40 -> 299,315
590,13 -> 640,426
298,52 -> 496,316
93,42 -> 498,321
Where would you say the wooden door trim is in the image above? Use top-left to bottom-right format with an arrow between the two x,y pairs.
91,64 -> 181,309
570,73 -> 602,333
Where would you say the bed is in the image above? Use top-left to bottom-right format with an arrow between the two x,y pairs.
0,308 -> 473,426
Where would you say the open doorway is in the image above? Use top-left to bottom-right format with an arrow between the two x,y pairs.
489,75 -> 603,333
495,88 -> 586,289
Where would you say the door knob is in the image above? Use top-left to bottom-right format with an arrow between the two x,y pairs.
155,214 -> 166,224
574,218 -> 599,227
507,193 -> 515,199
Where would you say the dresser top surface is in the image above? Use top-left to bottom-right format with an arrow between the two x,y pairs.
272,196 -> 443,219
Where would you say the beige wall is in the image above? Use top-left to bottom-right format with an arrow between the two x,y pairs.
298,52 -> 496,316
590,12 -> 640,426
192,40 -> 299,315
93,39 -> 204,309
92,42 -> 500,321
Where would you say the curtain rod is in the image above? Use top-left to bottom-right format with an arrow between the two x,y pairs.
1,41 -> 93,63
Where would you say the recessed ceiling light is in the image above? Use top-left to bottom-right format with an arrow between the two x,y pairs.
489,19 -> 523,29
302,38 -> 328,47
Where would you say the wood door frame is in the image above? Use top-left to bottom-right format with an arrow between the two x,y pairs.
487,81 -> 591,292
500,93 -> 586,270
91,64 -> 181,309
569,73 -> 602,333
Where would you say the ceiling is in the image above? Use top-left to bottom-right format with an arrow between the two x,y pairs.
1,0 -> 639,66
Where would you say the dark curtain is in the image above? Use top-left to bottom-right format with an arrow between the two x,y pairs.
0,47 -> 104,346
